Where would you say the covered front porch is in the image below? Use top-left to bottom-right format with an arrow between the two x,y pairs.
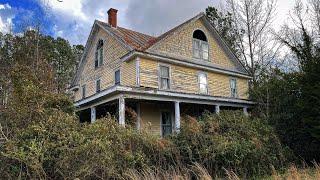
75,86 -> 253,136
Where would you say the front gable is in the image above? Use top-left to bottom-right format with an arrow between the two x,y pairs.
147,16 -> 244,72
73,23 -> 130,101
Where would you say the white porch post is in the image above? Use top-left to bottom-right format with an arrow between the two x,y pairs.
90,106 -> 96,123
136,102 -> 141,130
174,101 -> 181,133
119,96 -> 125,126
243,107 -> 249,116
215,105 -> 220,114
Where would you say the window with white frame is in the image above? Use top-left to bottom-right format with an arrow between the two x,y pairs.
82,84 -> 86,99
115,70 -> 120,85
198,72 -> 208,94
159,65 -> 170,90
193,30 -> 209,60
95,39 -> 104,68
230,78 -> 238,98
96,79 -> 101,93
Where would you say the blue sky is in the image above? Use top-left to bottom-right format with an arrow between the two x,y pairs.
0,0 -> 295,45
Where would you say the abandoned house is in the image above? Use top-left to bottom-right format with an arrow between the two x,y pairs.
70,8 -> 254,136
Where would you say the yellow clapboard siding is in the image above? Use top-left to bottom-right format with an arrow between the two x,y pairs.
121,59 -> 136,87
139,58 -> 249,99
140,102 -> 161,136
74,28 -> 129,101
150,19 -> 236,70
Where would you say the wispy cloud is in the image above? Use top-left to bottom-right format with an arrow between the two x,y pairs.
0,3 -> 15,34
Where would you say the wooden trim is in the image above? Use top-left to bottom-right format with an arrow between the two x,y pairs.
136,57 -> 140,86
122,51 -> 252,79
74,86 -> 255,109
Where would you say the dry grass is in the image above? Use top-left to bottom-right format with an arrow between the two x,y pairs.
123,163 -> 320,180
270,162 -> 320,180
123,163 -> 213,180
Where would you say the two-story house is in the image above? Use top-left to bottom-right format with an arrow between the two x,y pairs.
70,8 -> 254,136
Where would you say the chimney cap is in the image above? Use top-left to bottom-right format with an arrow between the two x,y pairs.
107,8 -> 118,14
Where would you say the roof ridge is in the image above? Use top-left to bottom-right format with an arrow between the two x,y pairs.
96,20 -> 155,38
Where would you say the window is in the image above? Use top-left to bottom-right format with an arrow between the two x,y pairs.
82,84 -> 86,99
159,65 -> 170,90
230,78 -> 238,98
198,72 -> 208,94
96,79 -> 101,93
115,70 -> 120,85
193,30 -> 209,60
161,111 -> 172,137
95,39 -> 104,68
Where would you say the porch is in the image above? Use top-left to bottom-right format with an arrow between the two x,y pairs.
75,86 -> 253,136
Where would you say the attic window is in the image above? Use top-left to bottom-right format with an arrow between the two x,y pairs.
193,30 -> 209,60
95,39 -> 104,68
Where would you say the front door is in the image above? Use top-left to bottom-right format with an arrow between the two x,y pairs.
161,111 -> 172,137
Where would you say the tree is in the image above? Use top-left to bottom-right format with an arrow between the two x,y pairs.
225,0 -> 278,83
252,0 -> 320,161
279,0 -> 320,140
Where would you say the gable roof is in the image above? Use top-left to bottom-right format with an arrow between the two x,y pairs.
71,12 -> 249,87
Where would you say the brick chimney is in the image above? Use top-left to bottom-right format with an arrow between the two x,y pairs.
107,8 -> 118,28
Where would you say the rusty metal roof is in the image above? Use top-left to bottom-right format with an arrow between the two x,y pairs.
96,20 -> 157,51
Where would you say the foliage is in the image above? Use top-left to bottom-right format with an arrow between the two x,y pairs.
0,106 -> 291,179
0,30 -> 84,95
171,111 -> 291,178
251,1 -> 320,162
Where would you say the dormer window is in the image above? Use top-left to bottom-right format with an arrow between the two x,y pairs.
193,30 -> 209,60
95,39 -> 104,68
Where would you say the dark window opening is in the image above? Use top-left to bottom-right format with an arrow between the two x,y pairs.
161,111 -> 172,137
96,79 -> 101,93
193,30 -> 207,41
82,85 -> 86,99
115,70 -> 120,85
95,39 -> 104,68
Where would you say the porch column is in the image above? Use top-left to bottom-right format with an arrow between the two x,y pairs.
215,105 -> 220,114
91,106 -> 96,123
136,102 -> 141,130
243,107 -> 249,116
174,101 -> 181,133
119,96 -> 125,126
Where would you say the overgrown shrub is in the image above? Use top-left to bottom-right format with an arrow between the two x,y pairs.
0,110 -> 292,179
172,111 -> 292,178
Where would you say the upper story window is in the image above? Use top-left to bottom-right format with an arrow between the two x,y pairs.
115,70 -> 120,85
82,84 -> 86,99
96,79 -> 101,93
198,72 -> 208,94
159,65 -> 170,90
95,39 -> 104,68
193,30 -> 209,60
230,78 -> 238,98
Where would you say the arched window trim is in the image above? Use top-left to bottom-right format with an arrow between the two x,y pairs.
192,29 -> 209,61
95,39 -> 104,68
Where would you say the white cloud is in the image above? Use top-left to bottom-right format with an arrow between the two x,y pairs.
36,0 -> 296,45
0,3 -> 14,34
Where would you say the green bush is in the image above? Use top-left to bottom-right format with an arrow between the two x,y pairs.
172,111 -> 292,177
0,110 -> 292,179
